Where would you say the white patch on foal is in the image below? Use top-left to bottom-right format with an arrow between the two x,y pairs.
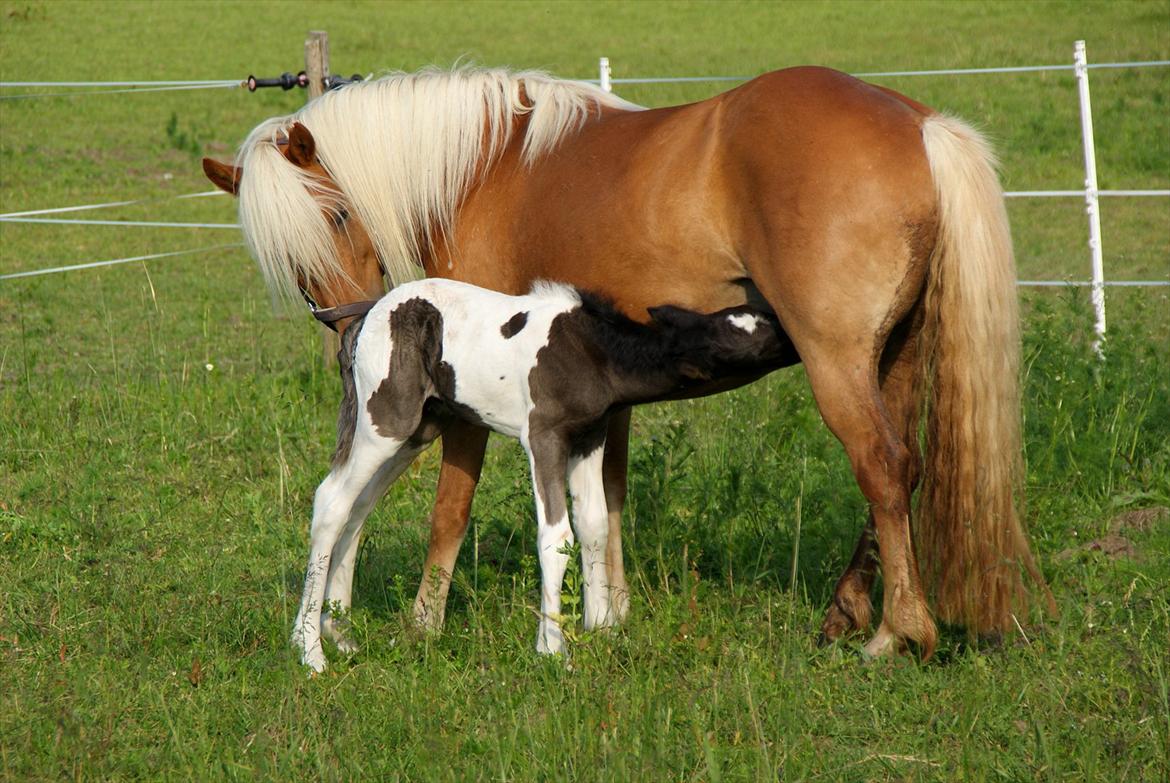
726,312 -> 761,334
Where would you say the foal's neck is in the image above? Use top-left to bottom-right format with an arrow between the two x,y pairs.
571,295 -> 702,405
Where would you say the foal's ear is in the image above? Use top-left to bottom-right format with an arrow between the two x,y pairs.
285,121 -> 317,168
202,157 -> 241,195
648,304 -> 703,330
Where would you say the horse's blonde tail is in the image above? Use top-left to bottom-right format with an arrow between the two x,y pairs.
916,115 -> 1052,635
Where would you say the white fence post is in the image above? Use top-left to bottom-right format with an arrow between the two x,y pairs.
599,56 -> 612,92
1074,40 -> 1107,356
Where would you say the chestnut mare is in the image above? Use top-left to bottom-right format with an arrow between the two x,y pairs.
203,66 -> 1049,659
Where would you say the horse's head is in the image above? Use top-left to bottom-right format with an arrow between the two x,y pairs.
202,122 -> 385,334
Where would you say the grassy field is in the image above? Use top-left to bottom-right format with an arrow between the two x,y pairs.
2,1 -> 1168,780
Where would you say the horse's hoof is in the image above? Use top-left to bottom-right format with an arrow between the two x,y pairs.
412,602 -> 446,634
861,626 -> 907,660
819,597 -> 870,645
611,590 -> 630,625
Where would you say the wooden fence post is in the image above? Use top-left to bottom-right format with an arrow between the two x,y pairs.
305,30 -> 340,367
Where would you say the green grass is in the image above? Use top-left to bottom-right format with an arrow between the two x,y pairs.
2,1 -> 1168,780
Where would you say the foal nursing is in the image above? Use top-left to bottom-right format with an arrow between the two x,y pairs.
293,278 -> 788,672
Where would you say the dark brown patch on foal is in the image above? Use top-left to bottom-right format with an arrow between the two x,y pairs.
367,298 -> 445,441
500,311 -> 528,338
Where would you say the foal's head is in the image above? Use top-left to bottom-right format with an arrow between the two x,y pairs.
648,304 -> 792,380
202,122 -> 384,332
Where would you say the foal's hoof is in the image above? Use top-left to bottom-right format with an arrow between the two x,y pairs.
334,637 -> 360,656
301,647 -> 328,674
322,616 -> 360,656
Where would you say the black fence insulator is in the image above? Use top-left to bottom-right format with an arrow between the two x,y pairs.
325,74 -> 364,91
245,72 -> 309,92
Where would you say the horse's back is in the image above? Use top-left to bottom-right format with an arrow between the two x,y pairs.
448,66 -> 939,327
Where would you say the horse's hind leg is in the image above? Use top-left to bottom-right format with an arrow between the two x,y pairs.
294,434 -> 412,672
568,439 -> 613,630
820,318 -> 924,644
800,348 -> 936,659
321,438 -> 432,654
411,419 -> 489,631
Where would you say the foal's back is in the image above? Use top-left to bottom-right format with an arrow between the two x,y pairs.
353,279 -> 583,440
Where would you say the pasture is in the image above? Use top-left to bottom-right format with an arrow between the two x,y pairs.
1,1 -> 1168,779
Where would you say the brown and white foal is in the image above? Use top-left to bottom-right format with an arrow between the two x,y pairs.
294,277 -> 791,671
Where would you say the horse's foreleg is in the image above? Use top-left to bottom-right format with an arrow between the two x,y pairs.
567,441 -> 611,630
601,409 -> 631,623
294,435 -> 407,672
525,432 -> 572,655
412,419 -> 489,631
322,442 -> 429,654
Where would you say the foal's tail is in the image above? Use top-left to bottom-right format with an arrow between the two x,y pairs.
916,116 -> 1052,635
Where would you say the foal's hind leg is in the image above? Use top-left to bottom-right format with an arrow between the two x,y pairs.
820,321 -> 923,644
568,440 -> 613,630
525,431 -> 574,655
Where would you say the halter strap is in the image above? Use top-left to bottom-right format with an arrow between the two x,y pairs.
311,299 -> 380,331
299,285 -> 378,333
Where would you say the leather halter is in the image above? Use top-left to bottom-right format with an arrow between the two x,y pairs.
299,286 -> 378,333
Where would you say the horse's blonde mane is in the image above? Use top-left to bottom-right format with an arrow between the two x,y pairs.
236,66 -> 642,300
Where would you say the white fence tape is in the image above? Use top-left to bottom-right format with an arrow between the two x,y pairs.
0,217 -> 238,229
0,190 -> 225,219
0,244 -> 245,280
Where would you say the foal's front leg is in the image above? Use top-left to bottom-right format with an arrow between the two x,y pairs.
293,435 -> 410,672
524,432 -> 573,655
320,442 -> 429,654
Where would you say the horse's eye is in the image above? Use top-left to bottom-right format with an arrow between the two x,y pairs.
332,208 -> 350,227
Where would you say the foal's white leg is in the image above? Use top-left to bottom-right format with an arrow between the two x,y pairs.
525,434 -> 573,655
320,444 -> 426,654
292,434 -> 407,673
567,444 -> 613,630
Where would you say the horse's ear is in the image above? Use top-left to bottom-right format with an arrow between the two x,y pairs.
202,157 -> 241,195
285,122 -> 316,168
516,79 -> 532,110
